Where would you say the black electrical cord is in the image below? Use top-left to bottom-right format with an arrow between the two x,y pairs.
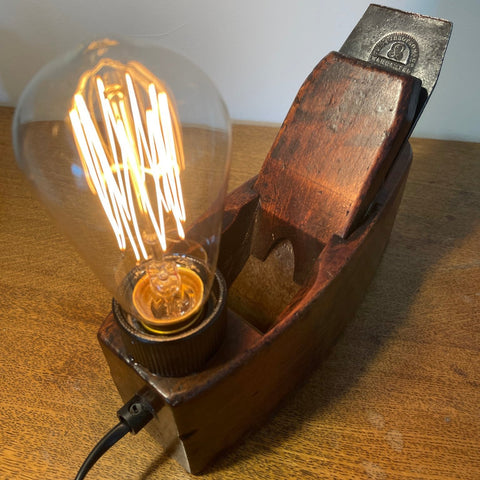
74,421 -> 130,480
75,392 -> 156,480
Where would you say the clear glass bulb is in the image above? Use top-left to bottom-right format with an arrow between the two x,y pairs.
13,38 -> 231,335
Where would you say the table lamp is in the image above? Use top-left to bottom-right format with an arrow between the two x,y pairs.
12,5 -> 451,478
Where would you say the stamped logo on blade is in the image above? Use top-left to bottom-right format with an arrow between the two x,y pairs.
370,33 -> 419,74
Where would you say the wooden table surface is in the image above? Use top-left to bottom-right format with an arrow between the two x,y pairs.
1,105 -> 479,479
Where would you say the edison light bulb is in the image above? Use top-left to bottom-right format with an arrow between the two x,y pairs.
13,38 -> 231,354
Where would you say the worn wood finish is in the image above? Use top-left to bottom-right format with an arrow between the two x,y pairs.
255,52 -> 421,243
1,102 -> 479,480
100,141 -> 413,473
99,52 -> 424,473
100,136 -> 412,472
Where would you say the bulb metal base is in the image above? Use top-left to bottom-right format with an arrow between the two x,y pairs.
133,265 -> 205,335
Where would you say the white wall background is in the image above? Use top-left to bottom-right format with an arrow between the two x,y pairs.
0,0 -> 478,141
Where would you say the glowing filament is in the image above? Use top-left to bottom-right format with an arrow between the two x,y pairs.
69,61 -> 186,261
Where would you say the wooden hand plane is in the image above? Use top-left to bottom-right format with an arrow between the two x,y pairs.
99,4 -> 452,474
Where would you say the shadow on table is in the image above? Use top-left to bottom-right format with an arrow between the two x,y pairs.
138,451 -> 171,480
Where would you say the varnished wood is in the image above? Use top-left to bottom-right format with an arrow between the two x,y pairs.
1,105 -> 479,479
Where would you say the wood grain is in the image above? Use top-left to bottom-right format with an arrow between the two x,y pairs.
255,52 -> 420,241
1,106 -> 479,479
